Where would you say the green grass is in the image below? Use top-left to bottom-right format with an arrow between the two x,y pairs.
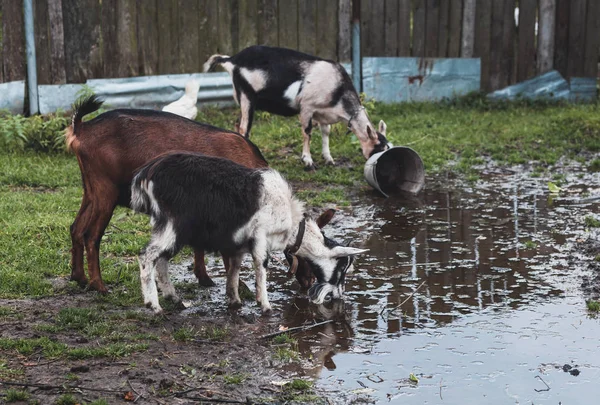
1,97 -> 600,303
587,300 -> 600,312
224,373 -> 249,385
584,216 -> 600,228
54,393 -> 78,405
272,333 -> 297,345
273,346 -> 300,362
4,388 -> 29,402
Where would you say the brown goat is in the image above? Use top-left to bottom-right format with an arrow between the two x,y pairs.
66,95 -> 274,293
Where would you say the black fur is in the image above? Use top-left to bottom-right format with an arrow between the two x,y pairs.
224,46 -> 356,119
71,94 -> 104,128
371,132 -> 390,156
132,153 -> 265,256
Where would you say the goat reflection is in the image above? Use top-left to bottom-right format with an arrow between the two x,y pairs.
279,296 -> 354,377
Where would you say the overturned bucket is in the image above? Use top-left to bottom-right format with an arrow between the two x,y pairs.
364,146 -> 425,197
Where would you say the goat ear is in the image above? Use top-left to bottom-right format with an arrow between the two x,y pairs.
366,126 -> 377,141
378,120 -> 387,135
331,246 -> 369,258
316,209 -> 336,229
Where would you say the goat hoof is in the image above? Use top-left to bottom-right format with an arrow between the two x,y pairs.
87,280 -> 108,295
324,159 -> 335,166
70,276 -> 88,288
197,277 -> 216,287
261,307 -> 273,316
228,300 -> 243,310
303,163 -> 318,171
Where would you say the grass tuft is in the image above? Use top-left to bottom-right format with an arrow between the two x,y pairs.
587,300 -> 600,312
584,216 -> 600,228
4,389 -> 29,402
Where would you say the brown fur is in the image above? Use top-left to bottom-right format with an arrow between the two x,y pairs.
68,107 -> 271,293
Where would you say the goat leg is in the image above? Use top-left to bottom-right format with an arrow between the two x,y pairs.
226,255 -> 243,309
193,249 -> 216,287
69,192 -> 92,287
300,113 -> 317,170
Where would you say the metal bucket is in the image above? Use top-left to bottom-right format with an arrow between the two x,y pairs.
364,146 -> 425,197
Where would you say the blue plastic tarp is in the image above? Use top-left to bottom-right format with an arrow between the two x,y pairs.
487,70 -> 571,100
362,57 -> 481,103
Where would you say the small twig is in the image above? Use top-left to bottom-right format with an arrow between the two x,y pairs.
380,280 -> 427,316
0,380 -> 124,394
260,320 -> 334,339
127,379 -> 143,403
22,358 -> 62,367
177,395 -> 246,404
171,386 -> 212,397
439,378 -> 443,400
534,375 -> 550,392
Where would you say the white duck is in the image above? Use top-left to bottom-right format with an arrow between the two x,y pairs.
162,79 -> 200,120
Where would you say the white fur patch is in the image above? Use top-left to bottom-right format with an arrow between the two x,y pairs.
284,81 -> 302,108
145,181 -> 161,217
240,68 -> 267,92
152,220 -> 177,252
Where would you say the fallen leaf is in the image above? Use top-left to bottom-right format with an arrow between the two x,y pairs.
548,182 -> 562,194
124,391 -> 135,401
278,325 -> 289,332
409,373 -> 419,383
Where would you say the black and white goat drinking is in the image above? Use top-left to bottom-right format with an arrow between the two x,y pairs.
204,45 -> 391,170
131,152 -> 368,314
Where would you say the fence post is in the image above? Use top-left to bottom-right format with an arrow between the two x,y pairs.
23,0 -> 39,114
537,0 -> 556,74
352,0 -> 361,92
461,0 -> 476,57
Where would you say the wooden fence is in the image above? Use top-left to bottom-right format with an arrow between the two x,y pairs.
1,0 -> 599,92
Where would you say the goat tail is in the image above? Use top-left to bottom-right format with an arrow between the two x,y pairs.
65,94 -> 104,152
130,171 -> 152,216
203,54 -> 231,73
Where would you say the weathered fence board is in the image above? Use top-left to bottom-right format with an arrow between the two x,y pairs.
517,0 -> 537,82
567,0 -> 587,79
398,0 -> 411,56
0,0 -> 598,94
239,0 -> 258,52
1,0 -> 26,83
178,0 -> 200,74
299,0 -> 317,55
316,0 -> 338,59
425,0 -> 440,57
62,0 -> 101,83
137,0 -> 159,76
258,0 -> 278,46
583,0 -> 600,78
384,0 -> 399,57
337,0 -> 351,62
413,0 -> 426,58
553,0 -> 570,78
278,0 -> 298,50
474,1 -> 493,91
438,0 -> 450,57
447,0 -> 462,57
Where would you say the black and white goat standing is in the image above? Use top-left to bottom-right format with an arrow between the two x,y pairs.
203,45 -> 391,169
131,152 -> 367,314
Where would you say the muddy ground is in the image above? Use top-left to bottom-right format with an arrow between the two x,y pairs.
2,159 -> 600,405
0,284 -> 332,405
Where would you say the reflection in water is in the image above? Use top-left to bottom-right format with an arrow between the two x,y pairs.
274,167 -> 600,404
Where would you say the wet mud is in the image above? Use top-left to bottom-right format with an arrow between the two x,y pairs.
1,158 -> 599,404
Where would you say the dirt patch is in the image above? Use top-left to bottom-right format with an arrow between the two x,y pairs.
0,290 -> 326,404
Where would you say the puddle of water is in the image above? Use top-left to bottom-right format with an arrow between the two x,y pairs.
172,161 -> 600,404
278,165 -> 600,403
